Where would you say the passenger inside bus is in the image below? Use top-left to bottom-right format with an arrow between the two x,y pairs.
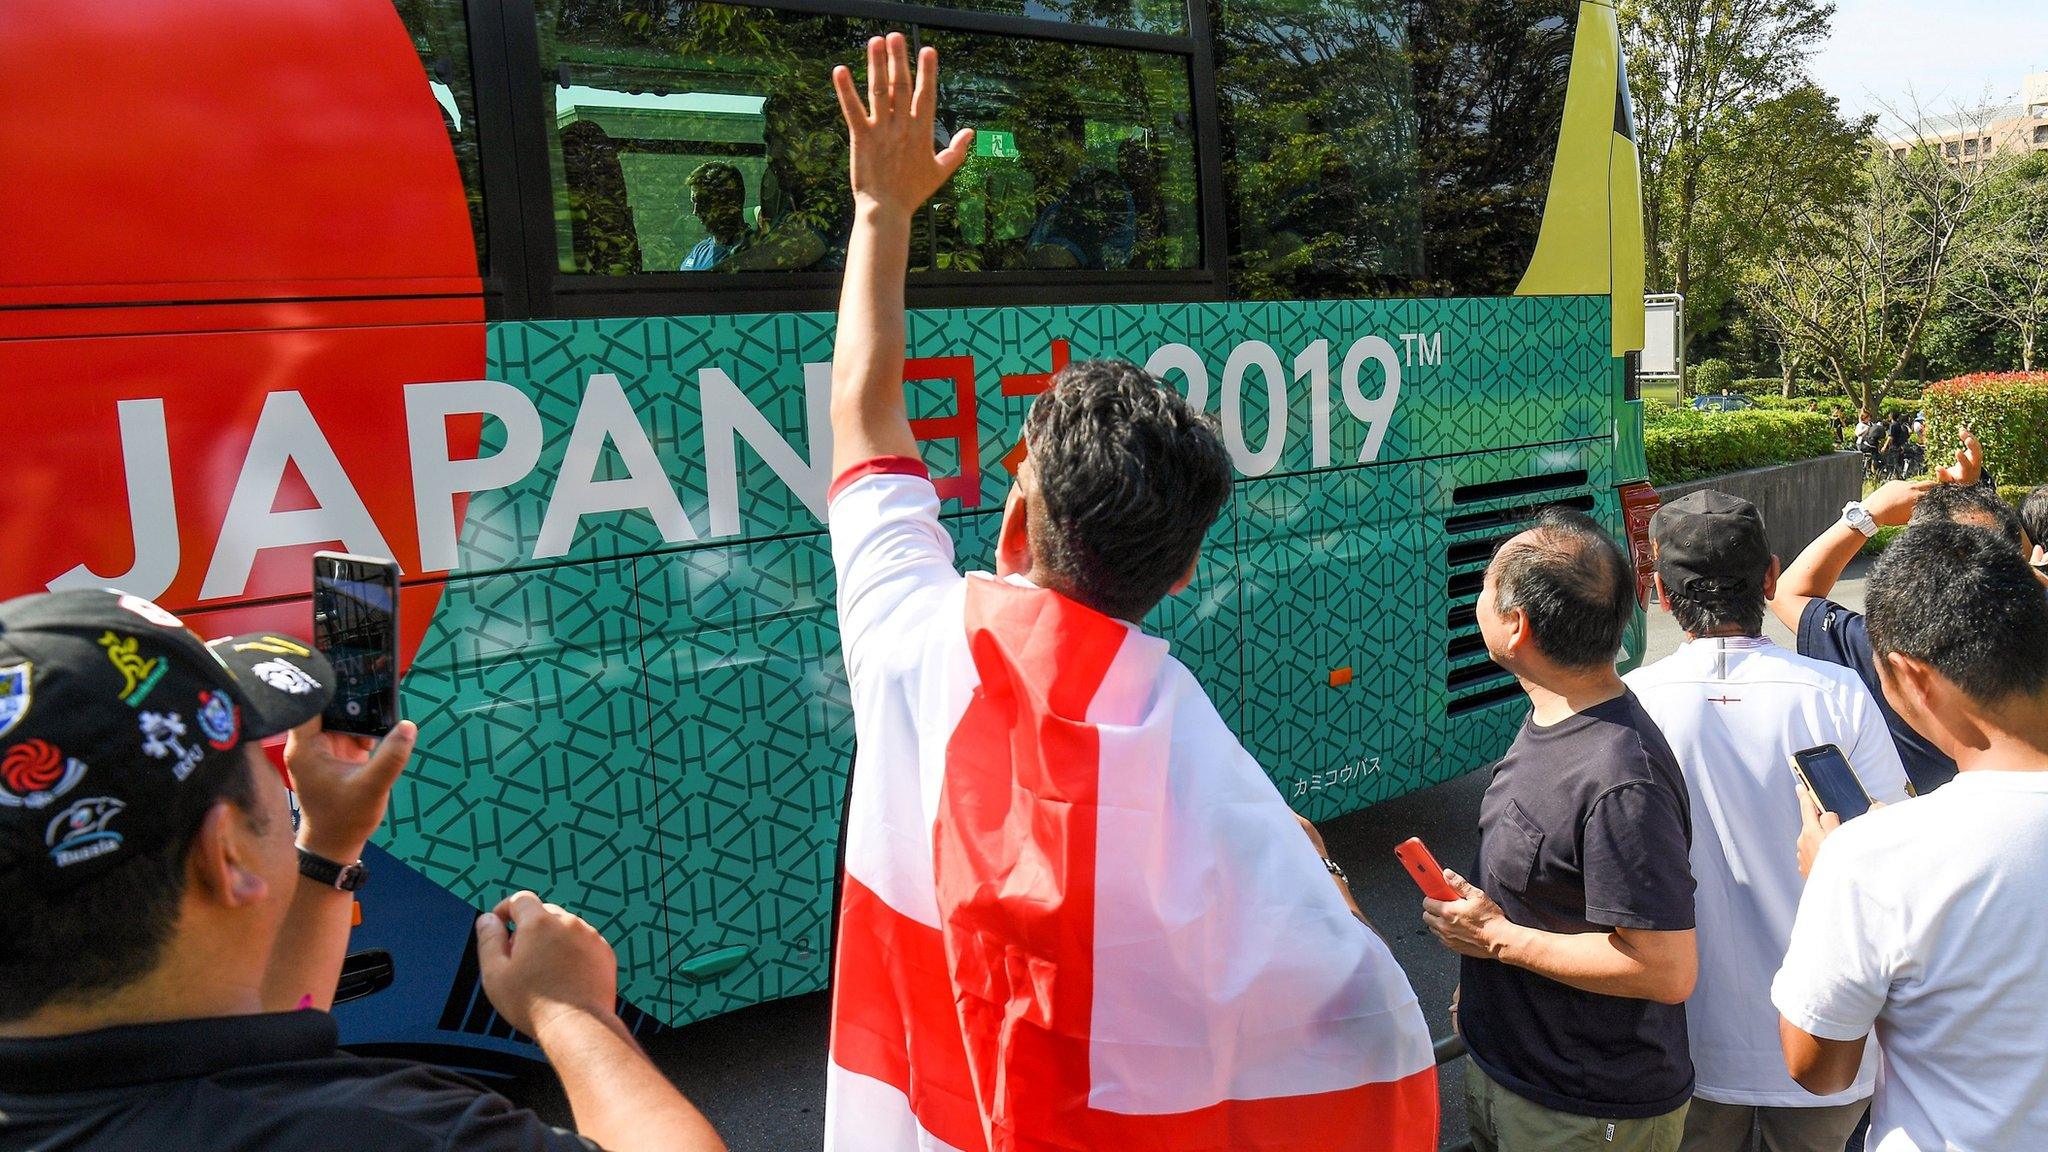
725,86 -> 852,272
1020,115 -> 1137,270
559,119 -> 644,275
678,161 -> 754,271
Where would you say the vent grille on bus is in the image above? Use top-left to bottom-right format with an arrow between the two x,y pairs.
1442,472 -> 1596,717
437,930 -> 664,1042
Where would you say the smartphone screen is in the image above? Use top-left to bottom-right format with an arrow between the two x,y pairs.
1793,744 -> 1871,821
312,552 -> 400,737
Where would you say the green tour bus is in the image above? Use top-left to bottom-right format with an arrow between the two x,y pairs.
0,0 -> 1656,1069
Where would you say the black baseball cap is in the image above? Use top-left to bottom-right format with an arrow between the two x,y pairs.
1650,489 -> 1773,599
0,589 -> 334,891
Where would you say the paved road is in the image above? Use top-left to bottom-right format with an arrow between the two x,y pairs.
512,562 -> 1873,1149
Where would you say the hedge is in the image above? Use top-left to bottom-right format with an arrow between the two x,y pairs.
1729,376 -> 1829,398
1644,406 -> 1836,486
1921,372 -> 2048,486
1712,377 -> 1925,408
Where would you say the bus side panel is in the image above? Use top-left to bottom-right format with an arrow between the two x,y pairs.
1235,463 -> 1433,822
636,534 -> 848,1022
390,556 -> 673,1015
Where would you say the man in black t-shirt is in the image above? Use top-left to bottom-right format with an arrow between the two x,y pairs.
1422,509 -> 1698,1150
0,590 -> 725,1152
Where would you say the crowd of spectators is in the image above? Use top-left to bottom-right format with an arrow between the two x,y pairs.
6,35 -> 2048,1152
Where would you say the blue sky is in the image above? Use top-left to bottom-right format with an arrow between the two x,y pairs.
1810,0 -> 2048,117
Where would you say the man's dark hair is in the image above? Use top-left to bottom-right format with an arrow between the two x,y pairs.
1491,507 -> 1636,669
2019,484 -> 2048,554
0,755 -> 262,1022
1911,483 -> 2024,548
1664,585 -> 1764,638
1866,521 -> 2048,706
686,160 -> 745,205
1023,359 -> 1233,622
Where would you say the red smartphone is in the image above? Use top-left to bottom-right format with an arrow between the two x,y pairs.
1396,837 -> 1461,901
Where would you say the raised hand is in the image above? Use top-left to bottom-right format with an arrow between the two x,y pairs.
831,33 -> 972,219
1865,478 -> 1933,527
1935,426 -> 1982,486
283,717 -> 415,863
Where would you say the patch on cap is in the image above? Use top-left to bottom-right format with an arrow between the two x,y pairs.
0,663 -> 29,739
98,632 -> 169,708
45,796 -> 125,868
250,660 -> 322,697
116,594 -> 183,629
230,636 -> 313,658
138,710 -> 206,782
195,691 -> 240,749
0,739 -> 88,809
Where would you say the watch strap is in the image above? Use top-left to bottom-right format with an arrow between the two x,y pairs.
1842,501 -> 1878,538
297,847 -> 368,892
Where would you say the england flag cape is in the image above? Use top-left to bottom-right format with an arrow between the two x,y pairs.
824,460 -> 1438,1152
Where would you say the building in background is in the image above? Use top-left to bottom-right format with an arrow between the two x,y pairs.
1884,72 -> 2048,167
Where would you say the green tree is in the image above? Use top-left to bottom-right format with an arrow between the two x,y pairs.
1742,129 -> 1999,411
1953,153 -> 2048,371
1621,0 -> 1834,351
1687,83 -> 1870,347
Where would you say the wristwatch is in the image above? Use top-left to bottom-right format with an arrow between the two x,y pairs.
298,847 -> 369,892
1841,500 -> 1879,538
1322,856 -> 1349,884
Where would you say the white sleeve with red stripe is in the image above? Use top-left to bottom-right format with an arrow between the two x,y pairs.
827,456 -> 959,686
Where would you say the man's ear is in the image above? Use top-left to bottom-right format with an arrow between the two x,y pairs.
1168,550 -> 1200,596
1651,571 -> 1674,615
185,802 -> 272,910
995,485 -> 1033,579
1497,602 -> 1531,656
1879,650 -> 1941,727
1762,555 -> 1781,602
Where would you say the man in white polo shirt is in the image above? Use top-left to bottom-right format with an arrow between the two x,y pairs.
1625,490 -> 1909,1152
1774,521 -> 2048,1150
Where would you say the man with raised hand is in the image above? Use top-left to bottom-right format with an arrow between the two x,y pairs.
1774,523 -> 2048,1150
0,588 -> 724,1152
1624,491 -> 1910,1152
821,33 -> 1435,1152
1768,432 -> 2008,794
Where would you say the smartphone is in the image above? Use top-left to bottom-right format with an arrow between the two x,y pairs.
312,552 -> 401,737
1395,837 -> 1461,902
1790,743 -> 1873,822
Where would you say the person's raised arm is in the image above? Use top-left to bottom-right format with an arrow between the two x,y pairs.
828,34 -> 973,477
478,893 -> 725,1152
262,719 -> 416,1012
1768,479 -> 1930,632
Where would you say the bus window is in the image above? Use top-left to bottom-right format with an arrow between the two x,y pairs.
1214,0 -> 1577,299
537,1 -> 865,275
916,0 -> 1187,36
922,33 -> 1200,272
396,0 -> 487,270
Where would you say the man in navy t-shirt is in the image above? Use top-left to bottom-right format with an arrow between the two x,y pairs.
1424,509 -> 1697,1149
1768,446 -> 2030,794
